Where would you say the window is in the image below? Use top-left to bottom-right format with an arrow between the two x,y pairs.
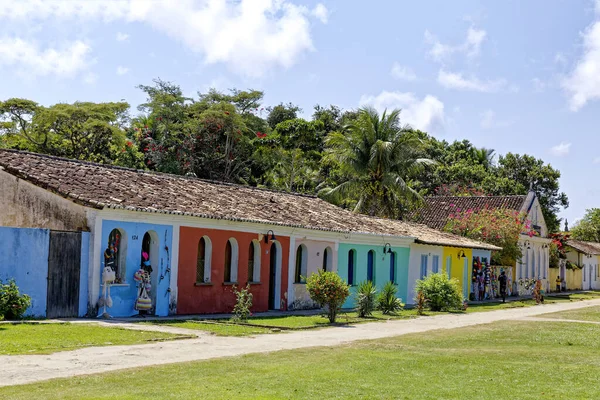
224,238 -> 238,283
446,256 -> 452,279
141,232 -> 152,271
531,250 -> 536,278
322,247 -> 332,272
196,236 -> 212,283
389,252 -> 396,283
367,250 -> 375,283
348,249 -> 356,285
294,245 -> 307,283
105,228 -> 126,282
248,240 -> 261,283
432,255 -> 439,274
523,251 -> 529,279
420,255 -> 428,279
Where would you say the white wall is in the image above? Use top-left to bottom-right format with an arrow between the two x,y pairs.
407,243 -> 443,304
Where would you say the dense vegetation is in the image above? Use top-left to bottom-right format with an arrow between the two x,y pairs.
0,79 -> 568,231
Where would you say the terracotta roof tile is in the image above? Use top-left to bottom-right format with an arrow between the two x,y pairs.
0,150 -> 499,250
409,195 -> 527,230
566,240 -> 600,255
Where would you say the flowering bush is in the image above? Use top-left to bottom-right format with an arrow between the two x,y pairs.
445,206 -> 536,266
231,284 -> 253,322
306,271 -> 350,323
434,184 -> 486,197
0,279 -> 31,320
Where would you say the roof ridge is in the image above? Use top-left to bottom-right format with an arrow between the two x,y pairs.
427,195 -> 527,199
0,148 -> 318,199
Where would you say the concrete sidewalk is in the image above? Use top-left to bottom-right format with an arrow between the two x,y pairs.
1,297 -> 599,388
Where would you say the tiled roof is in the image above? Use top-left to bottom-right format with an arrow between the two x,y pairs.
0,150 -> 499,250
409,195 -> 528,230
566,240 -> 600,255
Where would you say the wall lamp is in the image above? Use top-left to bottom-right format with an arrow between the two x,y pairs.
264,230 -> 276,244
525,240 -> 531,250
383,243 -> 392,254
457,250 -> 466,259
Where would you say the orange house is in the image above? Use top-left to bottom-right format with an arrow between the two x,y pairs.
177,226 -> 290,314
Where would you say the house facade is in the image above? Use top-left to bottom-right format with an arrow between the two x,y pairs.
410,192 -> 552,296
0,149 -> 498,317
562,240 -> 600,291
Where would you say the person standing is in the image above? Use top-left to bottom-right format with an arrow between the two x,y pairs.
555,275 -> 562,292
498,270 -> 508,303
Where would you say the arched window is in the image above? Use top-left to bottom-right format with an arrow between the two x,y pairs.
105,228 -> 126,283
294,244 -> 307,283
248,241 -> 262,283
224,238 -> 239,283
389,252 -> 396,283
196,236 -> 212,283
348,249 -> 356,285
367,250 -> 375,283
322,247 -> 332,272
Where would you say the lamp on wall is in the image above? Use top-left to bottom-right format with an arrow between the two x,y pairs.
383,243 -> 392,254
457,250 -> 466,259
525,240 -> 531,250
264,230 -> 276,244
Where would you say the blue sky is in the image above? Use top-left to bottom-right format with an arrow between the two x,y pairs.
1,0 -> 599,225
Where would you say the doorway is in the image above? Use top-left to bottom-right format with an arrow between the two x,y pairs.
268,242 -> 277,310
47,231 -> 82,318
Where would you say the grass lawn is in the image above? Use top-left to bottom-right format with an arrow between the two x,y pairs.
2,319 -> 600,399
539,305 -> 600,322
0,323 -> 186,355
141,321 -> 274,336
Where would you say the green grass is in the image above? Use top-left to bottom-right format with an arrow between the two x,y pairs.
539,305 -> 600,322
2,320 -> 600,399
0,323 -> 186,355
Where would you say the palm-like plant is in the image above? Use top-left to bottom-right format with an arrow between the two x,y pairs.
320,107 -> 434,218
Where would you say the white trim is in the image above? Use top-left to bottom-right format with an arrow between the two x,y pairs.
287,236 -> 296,306
89,211 -> 102,310
169,222 -> 180,312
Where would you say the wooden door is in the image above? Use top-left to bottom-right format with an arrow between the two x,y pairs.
268,243 -> 277,310
47,231 -> 82,318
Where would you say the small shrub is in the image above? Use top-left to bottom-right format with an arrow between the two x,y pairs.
0,279 -> 31,320
306,270 -> 350,323
377,281 -> 404,315
355,280 -> 377,318
415,290 -> 426,315
231,284 -> 253,322
415,273 -> 463,312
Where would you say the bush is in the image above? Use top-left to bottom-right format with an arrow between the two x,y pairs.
415,273 -> 463,312
0,279 -> 31,320
377,281 -> 404,315
306,271 -> 350,323
355,280 -> 377,317
231,284 -> 253,322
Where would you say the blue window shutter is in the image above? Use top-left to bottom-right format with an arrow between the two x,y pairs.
367,250 -> 375,282
390,252 -> 396,283
420,255 -> 428,279
432,255 -> 439,274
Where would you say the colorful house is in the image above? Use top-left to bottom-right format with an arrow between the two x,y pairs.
0,149 -> 498,317
562,240 -> 600,291
409,192 -> 552,296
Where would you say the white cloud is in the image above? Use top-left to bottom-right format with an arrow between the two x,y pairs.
562,16 -> 600,110
0,0 -> 326,78
359,91 -> 445,133
116,32 -> 129,42
554,52 -> 567,67
116,66 -> 129,75
438,69 -> 508,92
480,109 -> 495,129
312,3 -> 328,24
390,63 -> 417,81
425,26 -> 486,62
550,142 -> 572,157
0,38 -> 92,78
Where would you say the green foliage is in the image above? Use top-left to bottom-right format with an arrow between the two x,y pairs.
232,284 -> 253,322
306,271 -> 350,323
320,107 -> 435,218
0,279 -> 32,320
571,208 -> 600,242
415,273 -> 463,312
376,281 -> 404,315
266,102 -> 301,129
355,280 -> 377,317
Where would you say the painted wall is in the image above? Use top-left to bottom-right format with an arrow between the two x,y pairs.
471,249 -> 493,297
177,226 -> 290,314
97,220 -> 173,317
289,239 -> 337,308
337,243 -> 410,308
0,227 -> 49,316
407,244 -> 444,304
0,170 -> 89,231
443,247 -> 473,299
79,232 -> 90,316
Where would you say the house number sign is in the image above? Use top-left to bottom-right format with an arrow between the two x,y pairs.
131,235 -> 139,240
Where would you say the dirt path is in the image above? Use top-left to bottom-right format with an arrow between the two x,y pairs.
1,299 -> 599,387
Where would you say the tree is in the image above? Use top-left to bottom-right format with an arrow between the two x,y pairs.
571,209 -> 600,242
320,107 -> 434,218
266,102 -> 301,129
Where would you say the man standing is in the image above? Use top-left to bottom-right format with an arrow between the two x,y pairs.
498,270 -> 508,303
556,275 -> 562,292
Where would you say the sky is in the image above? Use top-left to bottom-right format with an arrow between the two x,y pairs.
0,0 -> 599,226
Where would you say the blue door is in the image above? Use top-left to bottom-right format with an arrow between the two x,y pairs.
367,250 -> 375,282
390,252 -> 396,283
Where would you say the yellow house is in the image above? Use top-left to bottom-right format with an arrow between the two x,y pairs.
442,247 -> 473,298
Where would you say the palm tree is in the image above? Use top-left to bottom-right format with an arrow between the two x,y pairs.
319,107 -> 435,218
472,147 -> 496,170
